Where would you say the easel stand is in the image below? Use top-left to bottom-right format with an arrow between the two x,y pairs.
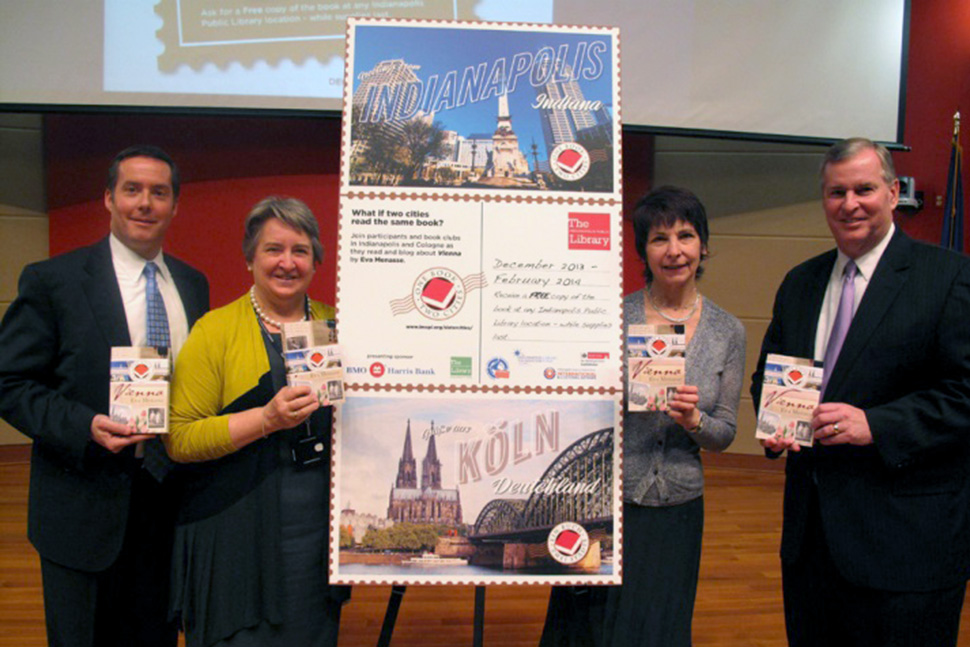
377,585 -> 487,647
474,586 -> 486,646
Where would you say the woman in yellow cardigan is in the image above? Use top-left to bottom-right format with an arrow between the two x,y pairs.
166,197 -> 347,647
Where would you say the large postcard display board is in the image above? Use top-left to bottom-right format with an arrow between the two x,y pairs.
333,18 -> 622,585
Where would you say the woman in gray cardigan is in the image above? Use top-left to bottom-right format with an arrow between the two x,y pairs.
541,186 -> 745,647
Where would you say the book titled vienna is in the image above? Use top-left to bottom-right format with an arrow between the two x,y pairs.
282,320 -> 345,406
627,324 -> 685,412
109,347 -> 171,434
755,354 -> 823,447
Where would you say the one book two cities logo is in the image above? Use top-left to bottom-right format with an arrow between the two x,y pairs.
547,522 -> 591,564
569,213 -> 610,250
389,268 -> 487,321
550,142 -> 591,181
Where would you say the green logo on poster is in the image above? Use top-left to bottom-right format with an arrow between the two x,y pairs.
450,357 -> 472,377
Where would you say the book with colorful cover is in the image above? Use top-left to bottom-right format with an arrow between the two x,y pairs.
755,353 -> 823,447
109,347 -> 171,434
627,324 -> 685,412
282,320 -> 345,406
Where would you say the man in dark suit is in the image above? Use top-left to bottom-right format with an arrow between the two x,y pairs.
753,138 -> 970,647
0,145 -> 209,647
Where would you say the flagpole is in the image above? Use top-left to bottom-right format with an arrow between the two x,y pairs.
942,110 -> 965,252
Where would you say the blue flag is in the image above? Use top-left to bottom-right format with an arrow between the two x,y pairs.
941,126 -> 964,253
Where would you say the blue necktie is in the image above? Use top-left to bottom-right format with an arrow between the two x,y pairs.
142,261 -> 172,481
820,261 -> 857,397
144,262 -> 170,350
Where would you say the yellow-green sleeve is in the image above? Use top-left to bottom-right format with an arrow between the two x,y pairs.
311,301 -> 335,323
166,315 -> 239,462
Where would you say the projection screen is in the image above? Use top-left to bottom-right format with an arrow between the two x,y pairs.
0,0 -> 907,143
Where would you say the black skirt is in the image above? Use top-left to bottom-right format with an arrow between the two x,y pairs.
540,498 -> 704,647
213,457 -> 340,647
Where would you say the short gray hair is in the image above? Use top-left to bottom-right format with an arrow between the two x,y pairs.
820,137 -> 897,189
242,196 -> 324,265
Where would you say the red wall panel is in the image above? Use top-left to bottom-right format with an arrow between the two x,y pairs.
893,0 -> 970,247
45,114 -> 655,307
46,114 -> 342,309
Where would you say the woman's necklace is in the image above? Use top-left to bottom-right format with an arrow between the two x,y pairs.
647,286 -> 700,324
249,285 -> 308,330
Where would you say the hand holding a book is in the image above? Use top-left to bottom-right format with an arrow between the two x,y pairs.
667,385 -> 701,431
812,403 -> 873,446
261,385 -> 321,435
89,413 -> 155,453
760,432 -> 800,454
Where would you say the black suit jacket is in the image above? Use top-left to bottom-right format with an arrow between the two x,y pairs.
752,230 -> 970,592
0,238 -> 209,572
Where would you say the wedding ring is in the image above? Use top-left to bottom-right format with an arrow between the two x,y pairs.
833,423 -> 840,433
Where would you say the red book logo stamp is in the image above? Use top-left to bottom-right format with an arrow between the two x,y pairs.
420,277 -> 457,310
550,142 -> 591,181
547,522 -> 591,564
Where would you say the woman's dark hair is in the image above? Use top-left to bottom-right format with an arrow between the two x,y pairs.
631,185 -> 710,284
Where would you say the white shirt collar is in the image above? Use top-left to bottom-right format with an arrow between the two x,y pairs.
109,234 -> 171,284
833,222 -> 895,282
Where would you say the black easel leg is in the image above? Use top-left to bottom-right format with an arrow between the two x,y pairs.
473,585 -> 486,647
377,585 -> 407,647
